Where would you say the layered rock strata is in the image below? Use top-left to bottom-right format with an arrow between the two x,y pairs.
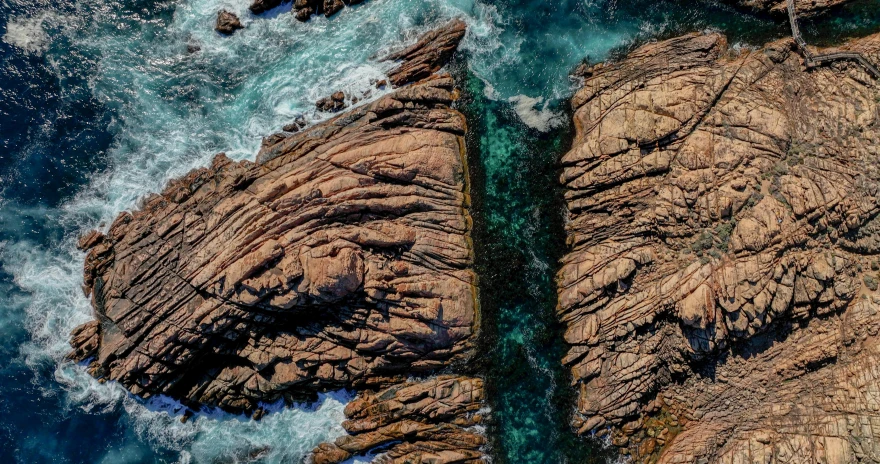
69,23 -> 478,424
311,376 -> 485,464
559,32 -> 880,462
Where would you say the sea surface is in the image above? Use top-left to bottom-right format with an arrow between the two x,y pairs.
2,0 -> 880,462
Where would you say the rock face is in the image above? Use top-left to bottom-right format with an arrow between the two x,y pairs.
559,32 -> 880,462
311,376 -> 485,464
70,55 -> 477,420
215,10 -> 243,35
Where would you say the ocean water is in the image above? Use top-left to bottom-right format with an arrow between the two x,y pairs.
1,0 -> 879,462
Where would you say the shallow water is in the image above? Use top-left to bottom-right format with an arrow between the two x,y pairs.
1,0 -> 880,462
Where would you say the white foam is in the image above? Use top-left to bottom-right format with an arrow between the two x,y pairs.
2,13 -> 58,55
507,94 -> 563,132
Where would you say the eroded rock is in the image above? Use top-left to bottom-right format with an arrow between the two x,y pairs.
732,0 -> 849,16
294,0 -> 366,22
381,19 -> 467,88
559,32 -> 880,462
215,10 -> 243,35
69,73 -> 477,414
310,376 -> 486,464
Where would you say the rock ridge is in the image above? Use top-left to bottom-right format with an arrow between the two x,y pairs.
69,22 -> 478,419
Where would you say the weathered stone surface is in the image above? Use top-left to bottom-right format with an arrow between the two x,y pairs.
215,10 -> 243,35
733,0 -> 848,16
560,32 -> 880,462
69,72 -> 477,414
382,19 -> 467,88
312,20 -> 465,116
310,376 -> 486,464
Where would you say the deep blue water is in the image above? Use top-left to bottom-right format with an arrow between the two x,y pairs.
2,0 -> 880,462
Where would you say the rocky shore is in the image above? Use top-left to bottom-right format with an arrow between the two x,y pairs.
559,31 -> 880,462
69,20 -> 486,462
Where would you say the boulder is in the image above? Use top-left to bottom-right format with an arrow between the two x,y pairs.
215,10 -> 243,35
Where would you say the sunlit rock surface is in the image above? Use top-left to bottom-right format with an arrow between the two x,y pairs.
559,32 -> 880,462
69,22 -> 479,422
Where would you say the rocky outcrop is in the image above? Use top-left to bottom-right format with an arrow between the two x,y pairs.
69,62 -> 477,418
559,32 -> 880,462
312,18 -> 464,117
732,0 -> 848,15
293,0 -> 365,21
249,0 -> 284,15
382,19 -> 467,88
215,10 -> 243,35
316,91 -> 348,112
310,376 -> 485,464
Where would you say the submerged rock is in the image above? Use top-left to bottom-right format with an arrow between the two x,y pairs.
69,53 -> 477,417
215,10 -> 243,35
310,376 -> 486,464
559,31 -> 880,462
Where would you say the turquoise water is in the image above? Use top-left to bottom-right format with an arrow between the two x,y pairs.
2,0 -> 880,462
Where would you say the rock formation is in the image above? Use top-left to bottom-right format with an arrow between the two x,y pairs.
215,10 -> 243,35
382,19 -> 467,88
559,32 -> 880,462
293,0 -> 366,21
316,91 -> 348,112
732,0 -> 848,15
249,0 -> 284,15
311,376 -> 485,464
69,21 -> 478,426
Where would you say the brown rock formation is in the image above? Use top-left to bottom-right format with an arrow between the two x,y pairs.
311,376 -> 485,464
732,0 -> 848,15
382,19 -> 467,88
249,0 -> 284,15
316,91 -> 348,112
294,0 -> 366,22
215,10 -> 243,35
559,32 -> 880,462
69,67 -> 477,415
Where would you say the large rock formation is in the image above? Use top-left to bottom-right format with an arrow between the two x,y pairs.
311,376 -> 485,464
68,22 -> 478,419
559,32 -> 880,462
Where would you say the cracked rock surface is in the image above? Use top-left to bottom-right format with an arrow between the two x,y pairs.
559,32 -> 880,462
311,376 -> 485,464
69,72 -> 477,415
